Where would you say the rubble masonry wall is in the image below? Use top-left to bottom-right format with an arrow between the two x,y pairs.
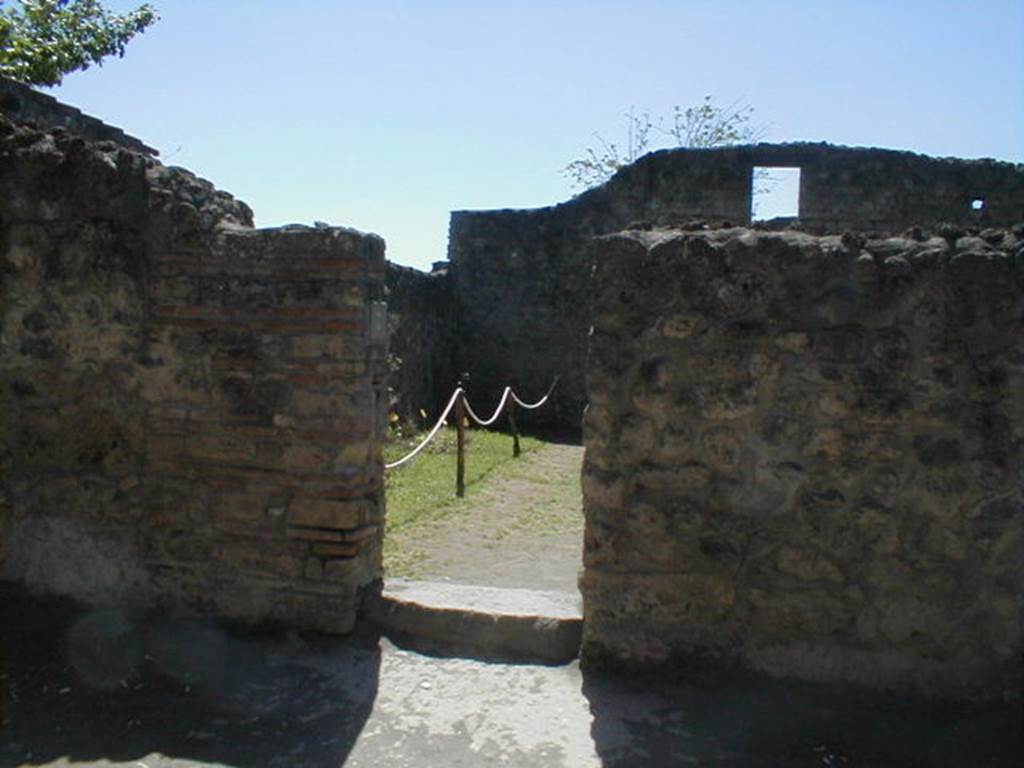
449,144 -> 1024,431
581,226 -> 1023,698
0,116 -> 387,633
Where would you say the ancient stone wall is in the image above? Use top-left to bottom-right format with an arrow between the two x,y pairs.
449,145 -> 1024,431
0,76 -> 157,155
580,226 -> 1023,698
449,208 -> 591,430
626,143 -> 1024,232
385,262 -> 455,425
0,116 -> 387,633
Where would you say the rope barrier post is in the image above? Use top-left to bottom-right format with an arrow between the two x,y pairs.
455,388 -> 466,498
508,400 -> 521,458
384,377 -> 557,473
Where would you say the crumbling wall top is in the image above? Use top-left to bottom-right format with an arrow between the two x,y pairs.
0,75 -> 157,156
454,142 -> 1024,234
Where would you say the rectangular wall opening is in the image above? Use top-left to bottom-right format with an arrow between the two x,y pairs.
752,166 -> 801,221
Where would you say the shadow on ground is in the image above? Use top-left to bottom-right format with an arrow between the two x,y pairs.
2,583 -> 1021,767
0,584 -> 380,768
582,664 -> 1023,767
518,427 -> 582,447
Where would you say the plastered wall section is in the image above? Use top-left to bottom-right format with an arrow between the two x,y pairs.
0,117 -> 387,633
449,144 -> 1024,431
581,227 -> 1023,699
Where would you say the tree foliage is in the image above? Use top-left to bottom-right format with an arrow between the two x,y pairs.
0,0 -> 156,87
563,96 -> 767,191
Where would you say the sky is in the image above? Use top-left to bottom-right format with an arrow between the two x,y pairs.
44,0 -> 1024,271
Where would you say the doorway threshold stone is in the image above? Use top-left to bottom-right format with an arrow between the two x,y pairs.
364,578 -> 582,663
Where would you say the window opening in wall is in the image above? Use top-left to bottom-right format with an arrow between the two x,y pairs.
971,198 -> 985,211
752,166 -> 801,221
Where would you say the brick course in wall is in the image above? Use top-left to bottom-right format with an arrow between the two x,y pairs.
0,115 -> 387,633
581,225 -> 1023,698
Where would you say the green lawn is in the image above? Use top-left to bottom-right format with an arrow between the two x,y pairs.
383,426 -> 542,534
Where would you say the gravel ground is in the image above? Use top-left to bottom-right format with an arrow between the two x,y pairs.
385,442 -> 584,593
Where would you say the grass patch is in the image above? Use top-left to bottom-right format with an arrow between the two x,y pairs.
496,463 -> 583,538
383,428 -> 585,578
383,426 -> 542,536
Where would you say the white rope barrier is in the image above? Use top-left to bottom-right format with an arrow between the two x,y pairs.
510,376 -> 560,410
384,387 -> 464,469
384,377 -> 559,470
462,386 -> 512,427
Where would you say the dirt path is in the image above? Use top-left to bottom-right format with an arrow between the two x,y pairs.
385,443 -> 584,594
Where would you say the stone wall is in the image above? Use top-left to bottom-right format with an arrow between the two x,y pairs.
0,76 -> 157,155
581,226 -> 1023,699
449,208 -> 591,430
449,144 -> 1024,431
385,262 -> 455,425
0,115 -> 387,633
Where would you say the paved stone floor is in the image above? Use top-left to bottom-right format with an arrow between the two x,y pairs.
1,586 -> 1021,767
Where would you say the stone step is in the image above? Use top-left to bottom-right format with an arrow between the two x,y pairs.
363,579 -> 583,664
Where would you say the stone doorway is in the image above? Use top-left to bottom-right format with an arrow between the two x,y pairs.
383,438 -> 583,594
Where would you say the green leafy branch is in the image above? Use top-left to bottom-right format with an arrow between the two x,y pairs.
0,0 -> 157,87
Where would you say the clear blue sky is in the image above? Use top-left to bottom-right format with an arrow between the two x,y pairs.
48,0 -> 1024,270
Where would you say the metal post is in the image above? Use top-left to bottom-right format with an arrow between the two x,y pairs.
509,401 -> 521,458
455,389 -> 466,497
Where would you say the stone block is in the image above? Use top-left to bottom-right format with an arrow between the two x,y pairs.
311,542 -> 360,558
288,498 -> 365,529
324,557 -> 358,582
214,542 -> 303,580
748,589 -> 852,638
700,425 -> 742,467
304,557 -> 323,581
615,415 -> 657,463
281,444 -> 334,473
658,313 -> 707,339
775,547 -> 845,582
581,466 -> 626,509
214,493 -> 266,524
